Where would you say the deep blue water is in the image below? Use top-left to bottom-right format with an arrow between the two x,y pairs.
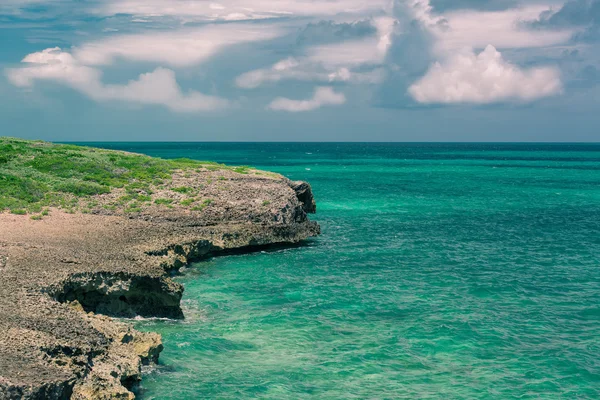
82,143 -> 600,399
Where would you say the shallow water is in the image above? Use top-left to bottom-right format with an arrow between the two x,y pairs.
88,143 -> 600,399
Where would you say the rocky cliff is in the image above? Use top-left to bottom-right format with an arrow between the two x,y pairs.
0,170 -> 319,399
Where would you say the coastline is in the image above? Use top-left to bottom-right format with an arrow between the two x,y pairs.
0,158 -> 319,398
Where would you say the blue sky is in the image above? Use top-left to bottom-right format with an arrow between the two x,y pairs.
1,0 -> 599,141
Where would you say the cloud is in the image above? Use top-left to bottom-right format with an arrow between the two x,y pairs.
404,0 -> 448,29
236,17 -> 395,88
534,0 -> 600,27
429,5 -> 575,53
99,68 -> 229,112
407,0 -> 574,54
306,31 -> 391,68
6,47 -> 228,112
73,23 -> 284,67
268,86 -> 346,112
408,45 -> 562,104
3,0 -> 578,114
371,0 -> 568,108
296,20 -> 377,46
96,0 -> 391,21
531,0 -> 600,42
398,0 -> 574,57
374,15 -> 435,108
7,48 -> 102,88
236,57 -> 385,88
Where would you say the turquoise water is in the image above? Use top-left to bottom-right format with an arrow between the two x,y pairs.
89,143 -> 600,399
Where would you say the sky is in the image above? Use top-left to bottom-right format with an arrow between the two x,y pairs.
1,0 -> 599,141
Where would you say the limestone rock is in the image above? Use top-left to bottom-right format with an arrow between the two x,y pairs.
0,172 -> 319,399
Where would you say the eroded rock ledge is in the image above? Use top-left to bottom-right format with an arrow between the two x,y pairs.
0,176 -> 319,399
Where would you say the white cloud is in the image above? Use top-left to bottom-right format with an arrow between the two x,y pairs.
405,0 -> 447,28
97,0 -> 391,21
99,68 -> 229,112
5,0 -> 573,113
236,57 -> 385,88
268,86 -> 346,112
236,17 -> 395,88
304,16 -> 396,67
8,48 -> 102,88
408,45 -> 562,104
437,6 -> 575,53
404,1 -> 574,53
6,47 -> 228,112
399,1 -> 566,105
307,38 -> 386,68
73,23 -> 283,67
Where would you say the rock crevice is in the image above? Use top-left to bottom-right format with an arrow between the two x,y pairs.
48,272 -> 185,319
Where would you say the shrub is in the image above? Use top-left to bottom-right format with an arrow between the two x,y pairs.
55,181 -> 110,196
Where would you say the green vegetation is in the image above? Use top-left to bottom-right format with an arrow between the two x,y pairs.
136,195 -> 152,202
172,186 -> 193,194
180,198 -> 195,206
124,205 -> 142,213
232,166 -> 251,174
0,137 -> 259,214
191,198 -> 213,212
154,198 -> 174,205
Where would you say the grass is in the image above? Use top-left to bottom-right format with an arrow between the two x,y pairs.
172,186 -> 193,194
154,199 -> 174,205
0,137 -> 260,214
191,199 -> 213,212
180,198 -> 195,206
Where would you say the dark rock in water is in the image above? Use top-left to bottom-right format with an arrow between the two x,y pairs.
0,169 -> 319,399
289,180 -> 317,214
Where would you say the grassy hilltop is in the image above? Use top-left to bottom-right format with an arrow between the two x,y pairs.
0,137 -> 260,217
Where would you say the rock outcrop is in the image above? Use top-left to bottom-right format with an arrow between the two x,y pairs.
289,180 -> 317,214
0,172 -> 319,399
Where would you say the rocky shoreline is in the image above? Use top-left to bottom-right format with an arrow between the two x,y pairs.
0,172 -> 319,399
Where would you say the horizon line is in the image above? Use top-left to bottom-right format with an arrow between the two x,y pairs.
64,141 -> 600,144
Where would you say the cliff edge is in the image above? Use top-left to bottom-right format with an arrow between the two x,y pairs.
0,139 -> 319,399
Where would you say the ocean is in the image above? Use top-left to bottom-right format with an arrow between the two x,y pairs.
85,143 -> 600,399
